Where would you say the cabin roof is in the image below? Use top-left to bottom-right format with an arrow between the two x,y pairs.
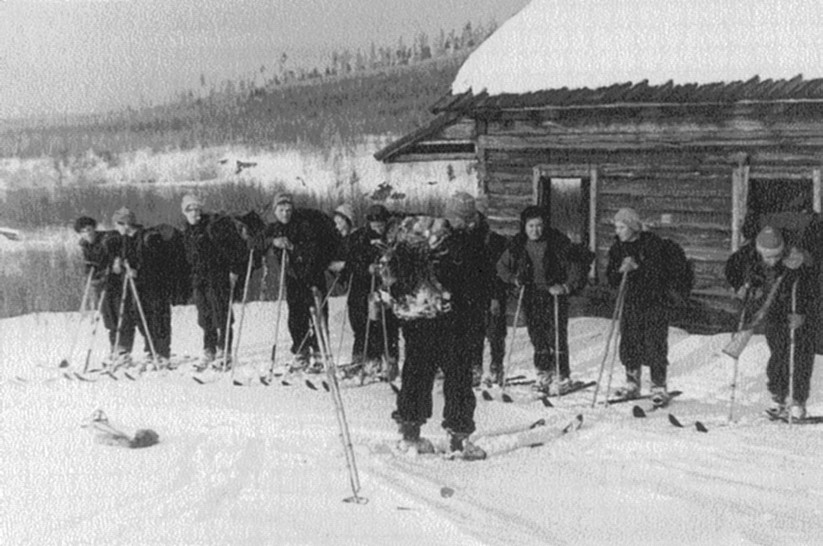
433,76 -> 823,113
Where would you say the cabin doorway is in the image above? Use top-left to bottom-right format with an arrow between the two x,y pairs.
535,176 -> 591,246
744,177 -> 816,242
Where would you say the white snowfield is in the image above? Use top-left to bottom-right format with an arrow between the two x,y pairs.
2,299 -> 823,545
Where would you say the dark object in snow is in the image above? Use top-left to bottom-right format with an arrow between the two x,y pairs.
81,409 -> 159,449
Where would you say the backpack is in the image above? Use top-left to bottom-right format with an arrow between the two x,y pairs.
208,210 -> 268,273
143,223 -> 190,304
659,238 -> 695,306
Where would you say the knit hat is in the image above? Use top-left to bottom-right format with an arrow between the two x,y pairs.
444,191 -> 478,223
365,204 -> 390,222
755,226 -> 785,254
333,203 -> 354,226
614,208 -> 642,233
73,216 -> 97,233
273,192 -> 294,207
181,194 -> 204,212
111,207 -> 136,226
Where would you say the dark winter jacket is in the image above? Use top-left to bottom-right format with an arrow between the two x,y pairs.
80,230 -> 117,286
460,213 -> 508,308
497,226 -> 586,296
606,231 -> 668,307
265,208 -> 339,286
183,214 -> 246,286
725,241 -> 817,324
344,225 -> 386,298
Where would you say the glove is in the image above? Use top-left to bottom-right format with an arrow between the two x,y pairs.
548,284 -> 568,296
783,247 -> 807,270
788,313 -> 805,330
489,299 -> 501,316
368,263 -> 381,276
618,257 -> 638,273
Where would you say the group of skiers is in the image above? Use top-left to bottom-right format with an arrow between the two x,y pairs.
74,190 -> 818,460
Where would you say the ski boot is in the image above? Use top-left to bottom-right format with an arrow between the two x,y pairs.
396,422 -> 435,455
533,371 -> 553,393
650,384 -> 672,408
446,430 -> 487,461
612,369 -> 641,401
788,401 -> 807,421
381,357 -> 399,383
765,395 -> 787,420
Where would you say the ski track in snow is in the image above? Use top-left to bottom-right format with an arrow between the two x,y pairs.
3,301 -> 823,544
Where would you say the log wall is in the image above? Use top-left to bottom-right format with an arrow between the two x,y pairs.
477,105 -> 823,294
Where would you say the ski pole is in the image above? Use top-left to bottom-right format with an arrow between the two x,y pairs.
111,268 -> 131,366
379,290 -> 394,380
502,284 -> 526,385
62,269 -> 94,367
362,273 -> 377,365
83,288 -> 107,373
591,270 -> 628,407
126,263 -> 158,367
728,285 -> 750,422
231,248 -> 256,381
221,273 -> 238,372
293,272 -> 341,357
553,292 -> 562,397
268,248 -> 288,377
335,275 -> 353,364
311,288 -> 366,504
603,279 -> 628,401
788,279 -> 799,425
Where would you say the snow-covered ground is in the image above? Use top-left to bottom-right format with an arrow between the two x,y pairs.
3,299 -> 823,545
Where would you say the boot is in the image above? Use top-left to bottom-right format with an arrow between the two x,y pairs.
397,422 -> 435,455
788,401 -> 807,421
766,394 -> 787,420
446,430 -> 487,461
382,357 -> 399,382
613,369 -> 641,399
533,370 -> 553,392
650,384 -> 671,407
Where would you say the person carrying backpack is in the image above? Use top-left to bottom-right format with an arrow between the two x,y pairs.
605,207 -> 673,406
181,194 -> 244,368
725,225 -> 816,420
263,192 -> 340,370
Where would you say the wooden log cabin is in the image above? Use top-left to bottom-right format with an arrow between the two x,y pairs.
375,77 -> 823,333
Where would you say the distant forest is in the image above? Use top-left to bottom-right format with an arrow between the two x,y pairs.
0,21 -> 494,159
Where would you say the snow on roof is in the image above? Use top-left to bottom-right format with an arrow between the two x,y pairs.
452,0 -> 823,96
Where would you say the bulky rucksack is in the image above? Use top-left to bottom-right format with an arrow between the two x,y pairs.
660,238 -> 694,306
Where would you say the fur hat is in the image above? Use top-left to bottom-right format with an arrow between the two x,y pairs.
273,192 -> 294,207
365,204 -> 390,222
334,203 -> 354,226
756,226 -> 785,253
111,207 -> 136,226
181,194 -> 204,212
73,216 -> 97,233
444,191 -> 478,223
614,208 -> 642,233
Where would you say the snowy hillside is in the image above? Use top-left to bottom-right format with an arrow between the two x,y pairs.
3,299 -> 823,545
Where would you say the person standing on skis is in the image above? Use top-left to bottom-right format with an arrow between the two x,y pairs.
605,208 -> 672,406
725,225 -> 816,420
497,206 -> 587,394
74,216 -> 118,349
181,195 -> 243,368
339,204 -> 399,380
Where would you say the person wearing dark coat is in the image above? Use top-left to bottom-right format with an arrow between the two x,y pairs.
264,192 -> 337,368
605,208 -> 672,405
74,216 -> 119,349
339,204 -> 399,378
391,193 -> 489,461
181,195 -> 243,367
497,206 -> 586,394
725,225 -> 816,420
483,226 -> 510,387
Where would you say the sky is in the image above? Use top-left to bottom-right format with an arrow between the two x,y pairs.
0,0 -> 529,119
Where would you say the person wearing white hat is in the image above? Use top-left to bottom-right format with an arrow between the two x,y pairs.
725,224 -> 816,421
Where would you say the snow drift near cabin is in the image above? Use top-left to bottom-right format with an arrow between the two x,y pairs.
2,300 -> 823,545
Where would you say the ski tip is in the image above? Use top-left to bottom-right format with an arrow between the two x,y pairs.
58,359 -> 70,368
695,421 -> 709,433
390,383 -> 401,395
530,418 -> 547,429
481,390 -> 493,401
281,380 -> 291,386
233,380 -> 245,387
192,376 -> 206,384
124,373 -> 136,381
259,377 -> 270,386
501,393 -> 514,404
540,397 -> 553,408
668,414 -> 684,428
305,380 -> 317,390
322,381 -> 330,392
632,405 -> 646,418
